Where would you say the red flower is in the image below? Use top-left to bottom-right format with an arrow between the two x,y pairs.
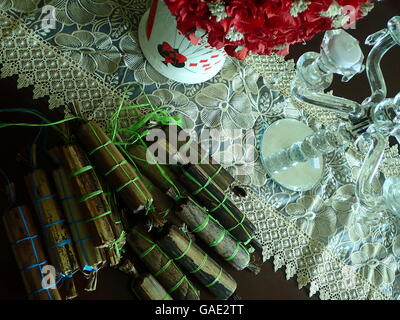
163,0 -> 374,60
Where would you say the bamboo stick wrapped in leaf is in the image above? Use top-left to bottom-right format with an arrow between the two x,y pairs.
174,198 -> 250,271
127,143 -> 186,198
140,173 -> 184,228
25,169 -> 79,282
76,121 -> 155,218
51,165 -> 105,290
3,205 -> 62,300
101,187 -> 127,267
132,273 -> 173,300
158,225 -> 237,300
52,165 -> 105,269
60,144 -> 117,249
119,258 -> 173,300
179,164 -> 256,245
127,226 -> 200,300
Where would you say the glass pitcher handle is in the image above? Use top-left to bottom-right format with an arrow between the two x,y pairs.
355,131 -> 386,211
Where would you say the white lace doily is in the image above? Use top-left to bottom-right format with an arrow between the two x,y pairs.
0,0 -> 397,300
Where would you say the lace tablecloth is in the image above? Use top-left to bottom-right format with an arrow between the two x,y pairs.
1,0 -> 399,300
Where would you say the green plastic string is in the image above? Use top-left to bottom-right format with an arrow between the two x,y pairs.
174,238 -> 192,261
104,160 -> 128,177
154,259 -> 173,277
108,230 -> 127,260
227,211 -> 247,233
168,275 -> 187,294
225,242 -> 242,262
209,193 -> 229,213
89,141 -> 112,155
182,168 -> 254,245
108,87 -> 143,142
161,208 -> 172,218
190,254 -> 208,274
192,214 -> 210,233
127,108 -> 182,135
78,190 -> 104,203
139,243 -> 157,259
192,166 -> 223,196
85,210 -> 112,223
209,229 -> 226,247
205,267 -> 223,288
0,109 -> 79,141
162,292 -> 172,300
115,176 -> 140,193
70,165 -> 94,177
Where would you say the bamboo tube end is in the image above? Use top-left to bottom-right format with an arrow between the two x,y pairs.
247,250 -> 264,275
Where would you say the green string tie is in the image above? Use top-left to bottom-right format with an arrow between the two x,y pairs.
70,165 -> 94,177
78,190 -> 104,203
85,210 -> 112,223
154,259 -> 173,277
161,208 -> 171,218
109,231 -> 127,259
168,275 -> 187,294
205,267 -> 223,288
116,176 -> 139,193
140,243 -> 157,259
209,193 -> 229,213
174,238 -> 192,261
190,254 -> 208,274
104,160 -> 128,177
209,229 -> 226,247
89,140 -> 112,155
192,214 -> 210,233
227,212 -> 246,232
192,166 -> 222,196
225,242 -> 242,261
162,293 -> 172,300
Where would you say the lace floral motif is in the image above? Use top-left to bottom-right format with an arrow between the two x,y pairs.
0,0 -> 396,300
55,30 -> 122,74
136,88 -> 198,130
48,0 -> 114,26
285,195 -> 337,239
0,0 -> 40,13
196,83 -> 256,133
213,131 -> 268,187
350,243 -> 396,286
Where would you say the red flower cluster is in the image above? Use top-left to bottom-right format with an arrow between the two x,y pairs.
164,0 -> 373,59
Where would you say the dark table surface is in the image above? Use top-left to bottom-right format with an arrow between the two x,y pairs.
0,1 -> 399,300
